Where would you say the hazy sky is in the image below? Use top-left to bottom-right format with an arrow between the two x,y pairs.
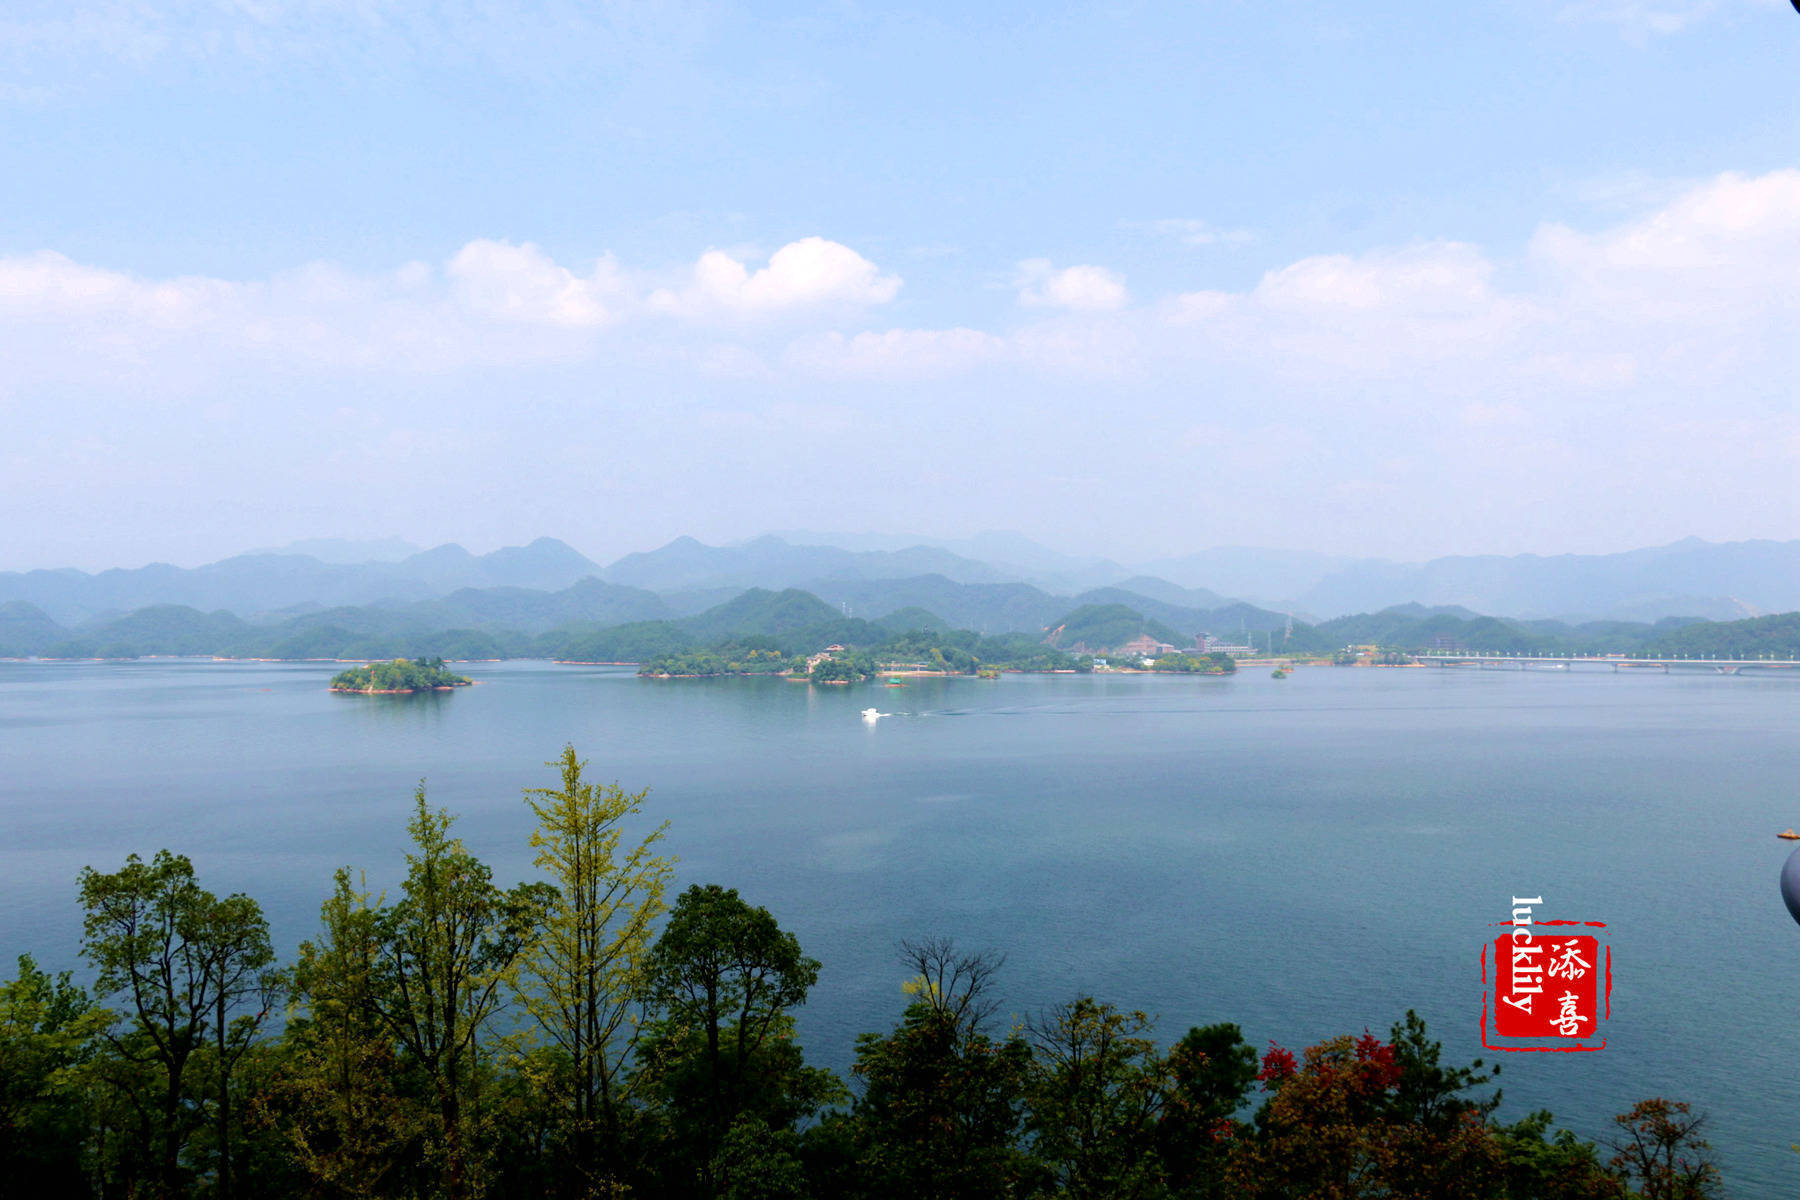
2,0 -> 1796,571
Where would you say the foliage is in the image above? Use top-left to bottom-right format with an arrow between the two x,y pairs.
1157,1022 -> 1258,1197
0,600 -> 80,657
1047,603 -> 1185,653
642,643 -> 804,678
1228,1031 -> 1506,1198
0,955 -> 108,1191
1494,1111 -> 1627,1200
641,626 -> 1092,679
77,849 -> 280,1199
640,884 -> 841,1196
1312,608 -> 1738,658
1643,611 -> 1800,660
280,868 -> 432,1198
517,746 -> 675,1192
330,657 -> 472,692
680,589 -> 844,642
1151,652 -> 1236,674
3,759 -> 1717,1199
368,787 -> 550,1200
551,619 -> 696,664
838,939 -> 1034,1200
1606,1099 -> 1721,1200
809,651 -> 879,683
1026,997 -> 1169,1200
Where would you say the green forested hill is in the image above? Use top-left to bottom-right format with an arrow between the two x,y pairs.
47,605 -> 251,658
1643,611 -> 1800,658
0,601 -> 68,656
552,620 -> 696,663
1045,604 -> 1185,653
678,587 -> 841,640
1313,607 -> 1710,655
11,579 -> 1792,668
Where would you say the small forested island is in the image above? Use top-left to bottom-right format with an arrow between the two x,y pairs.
329,657 -> 471,694
1150,650 -> 1237,674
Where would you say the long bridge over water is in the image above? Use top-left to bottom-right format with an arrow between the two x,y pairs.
1418,651 -> 1800,674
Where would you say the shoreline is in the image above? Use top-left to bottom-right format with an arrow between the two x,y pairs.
329,682 -> 472,695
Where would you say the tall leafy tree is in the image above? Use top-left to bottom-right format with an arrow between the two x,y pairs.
1605,1100 -> 1721,1200
516,745 -> 674,1191
78,850 -> 275,1199
840,939 -> 1034,1200
641,884 -> 839,1197
281,868 -> 429,1197
1026,997 -> 1169,1200
0,955 -> 108,1192
195,892 -> 280,1200
1228,1029 -> 1505,1199
1156,1022 -> 1258,1199
1387,1009 -> 1499,1132
1494,1111 -> 1626,1200
371,786 -> 549,1200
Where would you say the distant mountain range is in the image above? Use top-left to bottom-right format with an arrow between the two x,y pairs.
5,586 -> 1792,666
602,535 -> 1016,592
0,537 -> 606,624
1292,538 -> 1792,623
3,532 -> 1795,630
1134,539 -> 1793,622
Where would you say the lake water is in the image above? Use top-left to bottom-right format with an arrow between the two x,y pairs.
3,659 -> 1798,1189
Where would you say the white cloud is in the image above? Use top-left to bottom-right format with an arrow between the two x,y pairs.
0,250 -> 233,326
1254,242 -> 1495,315
1531,168 -> 1800,296
1016,260 -> 1129,311
446,240 -> 625,328
0,169 -> 1794,410
1139,168 -> 1800,397
652,237 -> 901,318
0,234 -> 909,381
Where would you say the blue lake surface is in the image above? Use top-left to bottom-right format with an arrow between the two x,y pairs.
3,659 -> 1798,1189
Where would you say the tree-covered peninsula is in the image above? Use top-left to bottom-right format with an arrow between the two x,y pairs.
329,657 -> 471,693
637,626 -> 1097,680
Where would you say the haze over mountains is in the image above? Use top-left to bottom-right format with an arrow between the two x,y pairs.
3,533 -> 1795,631
4,530 -> 1797,665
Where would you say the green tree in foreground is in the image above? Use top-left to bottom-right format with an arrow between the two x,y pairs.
0,955 -> 108,1192
78,850 -> 278,1199
836,939 -> 1034,1200
371,787 -> 550,1200
641,884 -> 841,1197
197,891 -> 281,1200
0,751 -> 1721,1199
517,745 -> 674,1193
1154,1022 -> 1258,1198
1027,997 -> 1170,1200
280,868 -> 429,1197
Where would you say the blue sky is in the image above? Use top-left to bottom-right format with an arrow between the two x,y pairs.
2,0 -> 1795,570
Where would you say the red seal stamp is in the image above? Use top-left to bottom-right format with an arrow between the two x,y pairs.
1482,896 -> 1609,1052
